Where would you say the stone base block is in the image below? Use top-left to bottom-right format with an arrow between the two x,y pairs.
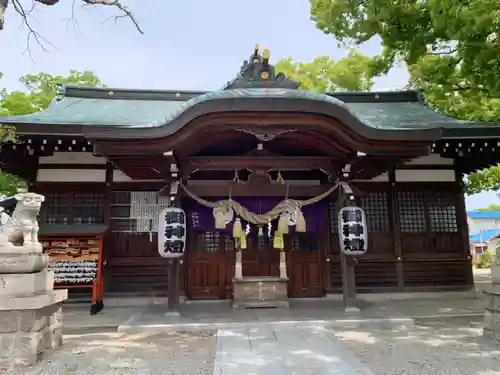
0,269 -> 54,297
483,297 -> 500,346
0,322 -> 62,367
0,253 -> 49,274
0,290 -> 67,368
485,291 -> 500,313
491,265 -> 500,284
232,276 -> 289,309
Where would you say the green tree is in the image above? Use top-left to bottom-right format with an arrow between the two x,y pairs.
310,0 -> 500,195
0,70 -> 103,196
1,70 -> 103,115
275,50 -> 375,92
477,204 -> 500,212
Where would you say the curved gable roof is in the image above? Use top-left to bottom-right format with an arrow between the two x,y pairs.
1,85 -> 492,141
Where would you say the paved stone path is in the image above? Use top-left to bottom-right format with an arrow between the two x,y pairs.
213,324 -> 375,375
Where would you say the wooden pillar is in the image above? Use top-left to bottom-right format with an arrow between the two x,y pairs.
389,170 -> 404,289
104,161 -> 114,226
166,183 -> 182,315
337,188 -> 358,311
167,258 -> 181,313
454,165 -> 474,286
96,161 -> 113,310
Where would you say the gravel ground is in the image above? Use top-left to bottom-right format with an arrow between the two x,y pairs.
331,321 -> 500,375
6,330 -> 216,375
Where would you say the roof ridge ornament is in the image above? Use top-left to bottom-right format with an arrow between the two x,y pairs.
224,45 -> 301,90
55,84 -> 67,102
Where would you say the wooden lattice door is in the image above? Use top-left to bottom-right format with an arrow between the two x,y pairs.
185,231 -> 232,299
286,233 -> 324,298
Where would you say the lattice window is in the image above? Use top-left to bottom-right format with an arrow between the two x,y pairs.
397,191 -> 426,233
110,219 -> 136,232
197,231 -> 219,253
223,234 -> 235,252
110,191 -> 169,233
329,200 -> 339,235
289,233 -> 317,252
359,191 -> 390,232
40,192 -> 104,224
41,193 -> 71,224
72,192 -> 105,224
427,192 -> 458,232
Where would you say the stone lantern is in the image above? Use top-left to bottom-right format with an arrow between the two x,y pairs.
0,193 -> 67,368
483,246 -> 500,345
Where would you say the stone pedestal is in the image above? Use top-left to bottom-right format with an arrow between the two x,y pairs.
232,276 -> 289,309
0,251 -> 68,368
483,249 -> 500,345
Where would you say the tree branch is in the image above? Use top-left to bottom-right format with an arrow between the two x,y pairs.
0,0 -> 143,34
0,0 -> 8,30
81,0 -> 143,34
12,0 -> 55,60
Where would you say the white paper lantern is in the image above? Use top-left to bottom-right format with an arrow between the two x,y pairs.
158,207 -> 186,258
338,205 -> 368,256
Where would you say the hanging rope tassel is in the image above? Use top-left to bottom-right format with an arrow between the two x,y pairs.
240,235 -> 247,250
214,210 -> 227,229
273,231 -> 284,249
233,218 -> 244,238
295,208 -> 306,232
277,213 -> 289,234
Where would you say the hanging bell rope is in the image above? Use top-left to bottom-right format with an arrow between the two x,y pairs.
233,217 -> 247,250
276,170 -> 285,184
296,208 -> 306,232
179,181 -> 342,227
273,231 -> 285,250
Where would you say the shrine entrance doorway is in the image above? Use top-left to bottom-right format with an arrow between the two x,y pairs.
241,224 -> 280,278
183,197 -> 327,300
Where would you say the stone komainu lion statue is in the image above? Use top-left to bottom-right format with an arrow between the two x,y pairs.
0,192 -> 44,250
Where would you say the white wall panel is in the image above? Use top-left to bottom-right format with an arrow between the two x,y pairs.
405,154 -> 454,165
39,152 -> 106,165
36,169 -> 105,182
395,169 -> 456,182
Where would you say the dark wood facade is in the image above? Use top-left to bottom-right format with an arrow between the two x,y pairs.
18,148 -> 470,299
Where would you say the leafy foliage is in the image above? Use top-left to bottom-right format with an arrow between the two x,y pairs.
0,70 -> 103,196
474,249 -> 496,269
275,50 -> 375,92
310,0 -> 500,194
477,204 -> 500,212
0,71 -> 103,116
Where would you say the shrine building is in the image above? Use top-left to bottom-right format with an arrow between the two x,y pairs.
1,46 -> 498,303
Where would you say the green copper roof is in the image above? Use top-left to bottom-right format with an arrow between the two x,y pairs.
10,96 -> 186,127
0,86 -> 493,136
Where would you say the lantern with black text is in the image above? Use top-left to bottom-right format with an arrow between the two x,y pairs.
158,207 -> 186,258
338,206 -> 368,256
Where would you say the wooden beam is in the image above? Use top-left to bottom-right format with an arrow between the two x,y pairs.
183,156 -> 337,176
190,170 -> 329,182
184,183 -> 334,197
91,112 -> 434,157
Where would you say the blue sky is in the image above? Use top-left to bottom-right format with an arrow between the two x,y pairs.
0,0 -> 495,209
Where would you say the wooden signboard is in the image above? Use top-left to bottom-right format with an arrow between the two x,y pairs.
40,233 -> 104,315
